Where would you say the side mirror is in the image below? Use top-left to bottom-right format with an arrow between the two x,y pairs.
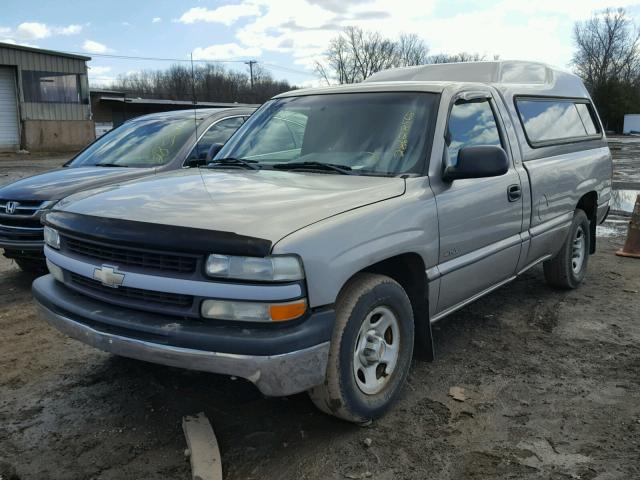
443,145 -> 509,181
206,143 -> 224,163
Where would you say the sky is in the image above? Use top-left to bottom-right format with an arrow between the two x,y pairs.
2,0 -> 640,88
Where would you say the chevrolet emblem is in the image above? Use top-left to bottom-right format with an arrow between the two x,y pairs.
93,265 -> 125,288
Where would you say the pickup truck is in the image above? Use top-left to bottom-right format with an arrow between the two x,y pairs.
0,107 -> 255,272
32,61 -> 612,423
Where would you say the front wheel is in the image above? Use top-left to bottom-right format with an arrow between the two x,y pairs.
308,273 -> 414,423
543,209 -> 590,289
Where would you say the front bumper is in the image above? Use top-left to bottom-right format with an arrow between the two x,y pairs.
0,238 -> 44,251
33,275 -> 334,396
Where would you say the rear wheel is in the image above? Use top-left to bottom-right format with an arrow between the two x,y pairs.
308,273 -> 414,423
543,209 -> 590,289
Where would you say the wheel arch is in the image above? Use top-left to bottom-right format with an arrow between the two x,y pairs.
339,252 -> 434,360
576,190 -> 598,254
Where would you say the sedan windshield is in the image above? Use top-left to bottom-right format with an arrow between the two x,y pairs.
68,118 -> 197,168
218,92 -> 437,175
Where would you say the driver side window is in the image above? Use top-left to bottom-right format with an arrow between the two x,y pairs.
446,99 -> 501,165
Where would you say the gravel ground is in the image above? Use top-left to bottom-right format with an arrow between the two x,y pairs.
0,144 -> 639,480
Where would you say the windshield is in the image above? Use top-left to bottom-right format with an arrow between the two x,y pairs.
218,92 -> 437,175
68,118 -> 197,168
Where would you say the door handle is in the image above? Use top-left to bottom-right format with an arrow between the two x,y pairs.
507,184 -> 521,202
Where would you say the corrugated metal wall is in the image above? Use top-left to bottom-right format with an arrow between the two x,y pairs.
0,45 -> 90,121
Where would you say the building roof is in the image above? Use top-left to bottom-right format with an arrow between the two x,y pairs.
89,88 -> 124,95
0,42 -> 91,61
98,96 -> 260,109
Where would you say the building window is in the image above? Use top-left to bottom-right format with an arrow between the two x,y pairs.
22,71 -> 85,103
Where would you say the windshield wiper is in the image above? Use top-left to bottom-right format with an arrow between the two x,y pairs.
207,157 -> 260,170
272,161 -> 354,175
96,163 -> 128,168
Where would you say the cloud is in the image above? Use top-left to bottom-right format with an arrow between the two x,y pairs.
121,21 -> 132,27
82,40 -> 112,54
305,0 -> 373,14
0,22 -> 82,45
87,65 -> 115,86
57,24 -> 82,35
152,17 -> 162,23
178,4 -> 262,26
175,0 -> 640,82
16,22 -> 50,39
192,42 -> 262,60
213,0 -> 640,76
13,22 -> 82,40
89,66 -> 112,75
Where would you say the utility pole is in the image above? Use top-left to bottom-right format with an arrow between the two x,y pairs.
245,60 -> 257,90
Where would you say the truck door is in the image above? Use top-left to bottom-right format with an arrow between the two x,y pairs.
431,91 -> 524,316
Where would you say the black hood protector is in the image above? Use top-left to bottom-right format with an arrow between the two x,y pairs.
45,211 -> 272,257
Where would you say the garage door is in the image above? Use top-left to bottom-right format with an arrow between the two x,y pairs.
0,67 -> 20,150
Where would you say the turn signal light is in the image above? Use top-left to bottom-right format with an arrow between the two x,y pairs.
269,300 -> 307,322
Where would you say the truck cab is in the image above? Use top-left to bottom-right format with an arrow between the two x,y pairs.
32,61 -> 612,423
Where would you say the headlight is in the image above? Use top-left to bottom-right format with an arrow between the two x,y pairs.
44,226 -> 60,249
201,299 -> 307,322
205,254 -> 304,281
46,259 -> 64,282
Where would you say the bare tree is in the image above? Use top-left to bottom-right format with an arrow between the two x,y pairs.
573,8 -> 640,131
573,8 -> 640,89
397,34 -> 430,66
429,52 -> 489,64
315,27 -> 492,84
314,27 -> 429,84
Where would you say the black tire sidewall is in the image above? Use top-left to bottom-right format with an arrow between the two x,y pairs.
337,281 -> 414,420
566,211 -> 590,287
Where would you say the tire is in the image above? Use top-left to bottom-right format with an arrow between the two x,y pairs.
543,209 -> 590,289
14,257 -> 47,275
308,273 -> 414,423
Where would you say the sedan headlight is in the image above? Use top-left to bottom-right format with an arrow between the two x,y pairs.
44,226 -> 60,250
205,254 -> 304,281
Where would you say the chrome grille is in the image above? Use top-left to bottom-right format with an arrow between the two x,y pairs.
0,200 -> 46,242
63,235 -> 198,273
0,200 -> 46,216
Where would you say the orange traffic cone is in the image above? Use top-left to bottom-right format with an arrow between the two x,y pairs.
616,193 -> 640,259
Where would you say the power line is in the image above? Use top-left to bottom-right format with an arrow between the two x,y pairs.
72,50 -> 320,79
73,51 -> 318,76
261,62 -> 316,77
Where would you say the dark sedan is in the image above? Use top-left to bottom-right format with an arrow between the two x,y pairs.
0,106 -> 256,272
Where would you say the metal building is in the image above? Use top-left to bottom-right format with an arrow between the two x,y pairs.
0,42 -> 93,152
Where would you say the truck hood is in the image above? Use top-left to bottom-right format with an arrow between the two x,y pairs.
0,167 -> 154,202
57,168 -> 406,243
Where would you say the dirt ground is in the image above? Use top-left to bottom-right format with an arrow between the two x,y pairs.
1,146 -> 640,480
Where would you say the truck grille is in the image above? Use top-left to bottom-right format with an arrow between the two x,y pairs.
70,273 -> 193,308
63,235 -> 198,274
